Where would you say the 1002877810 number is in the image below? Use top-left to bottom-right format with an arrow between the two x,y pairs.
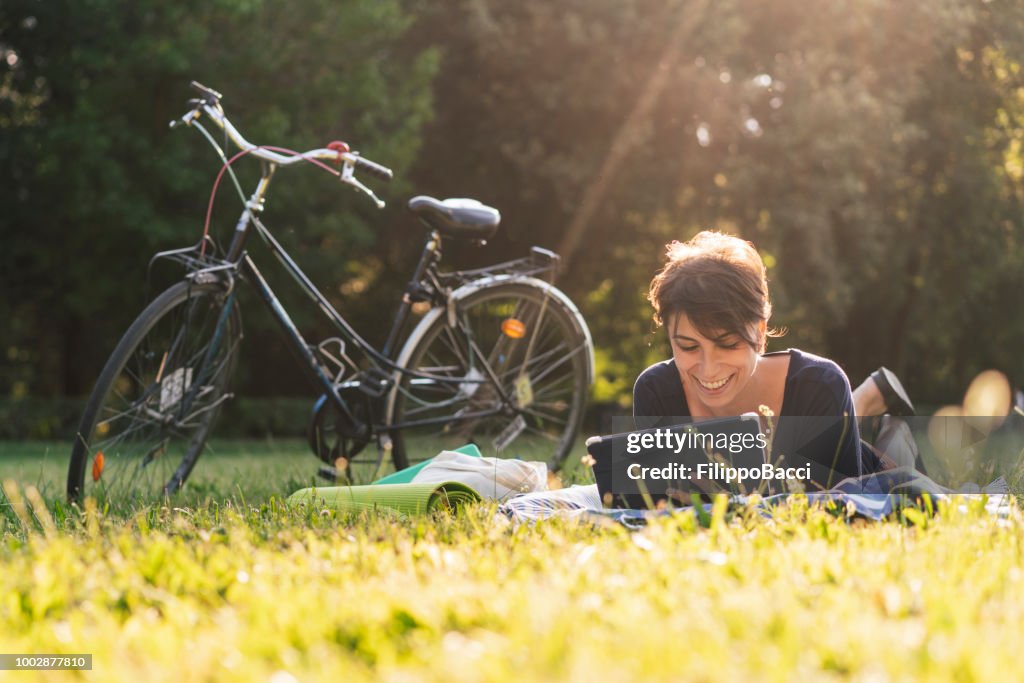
66,81 -> 594,505
0,655 -> 92,670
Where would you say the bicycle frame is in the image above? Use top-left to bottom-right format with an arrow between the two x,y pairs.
185,161 -> 539,438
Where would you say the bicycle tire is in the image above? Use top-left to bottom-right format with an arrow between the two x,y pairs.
388,278 -> 592,472
306,387 -> 386,485
67,280 -> 241,504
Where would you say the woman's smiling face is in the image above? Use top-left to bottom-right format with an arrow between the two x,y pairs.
669,313 -> 763,413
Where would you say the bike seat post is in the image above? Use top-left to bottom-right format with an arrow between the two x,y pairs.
381,230 -> 443,359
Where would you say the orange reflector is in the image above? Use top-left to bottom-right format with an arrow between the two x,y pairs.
92,452 -> 105,482
501,318 -> 526,339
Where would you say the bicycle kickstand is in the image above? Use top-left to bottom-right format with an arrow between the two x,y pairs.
374,433 -> 394,482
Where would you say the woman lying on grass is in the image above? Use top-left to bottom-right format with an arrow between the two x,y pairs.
633,230 -> 916,485
504,230 -> 921,516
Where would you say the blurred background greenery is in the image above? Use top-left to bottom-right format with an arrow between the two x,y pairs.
2,0 -> 1024,439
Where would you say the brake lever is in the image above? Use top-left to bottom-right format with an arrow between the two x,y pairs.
340,158 -> 386,209
169,100 -> 207,129
169,110 -> 199,129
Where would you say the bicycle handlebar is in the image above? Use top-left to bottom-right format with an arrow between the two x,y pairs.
352,155 -> 394,182
190,81 -> 223,106
171,82 -> 393,205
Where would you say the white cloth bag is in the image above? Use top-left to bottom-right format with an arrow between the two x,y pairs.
411,451 -> 548,501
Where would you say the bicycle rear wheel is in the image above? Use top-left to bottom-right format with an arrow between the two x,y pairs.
389,280 -> 591,472
67,280 -> 241,505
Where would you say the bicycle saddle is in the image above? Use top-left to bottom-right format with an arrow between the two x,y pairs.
407,196 -> 500,240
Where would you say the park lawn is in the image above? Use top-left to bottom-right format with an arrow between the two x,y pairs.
0,439 -> 593,512
0,439 -> 320,506
0,478 -> 1021,681
1,440 -> 1021,681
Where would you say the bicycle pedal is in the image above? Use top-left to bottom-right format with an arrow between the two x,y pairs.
356,368 -> 393,398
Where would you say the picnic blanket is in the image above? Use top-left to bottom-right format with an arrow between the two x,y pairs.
587,492 -> 1014,530
498,468 -> 1017,527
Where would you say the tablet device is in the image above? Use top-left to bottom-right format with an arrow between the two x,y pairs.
586,413 -> 774,509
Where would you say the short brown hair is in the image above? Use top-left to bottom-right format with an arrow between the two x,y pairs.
648,230 -> 780,351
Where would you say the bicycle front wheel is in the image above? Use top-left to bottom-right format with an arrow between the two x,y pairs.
389,280 -> 592,472
67,280 -> 241,505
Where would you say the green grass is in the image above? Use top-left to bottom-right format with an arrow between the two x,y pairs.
0,439 -> 321,506
1,440 -> 1021,681
0,438 -> 592,511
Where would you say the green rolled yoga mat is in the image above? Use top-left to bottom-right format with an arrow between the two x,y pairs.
288,481 -> 481,516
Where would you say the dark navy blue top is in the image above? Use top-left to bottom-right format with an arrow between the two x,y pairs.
633,349 -> 872,488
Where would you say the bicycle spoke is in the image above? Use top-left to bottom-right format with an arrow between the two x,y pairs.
93,411 -> 167,449
529,378 -> 579,403
176,392 -> 234,427
494,342 -> 571,383
526,423 -> 563,440
523,343 -> 588,386
138,438 -> 171,470
439,324 -> 471,370
97,401 -> 165,432
519,405 -> 570,426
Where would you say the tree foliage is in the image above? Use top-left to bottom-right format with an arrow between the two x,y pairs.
3,0 -> 1023,411
0,0 -> 437,396
405,0 -> 1024,404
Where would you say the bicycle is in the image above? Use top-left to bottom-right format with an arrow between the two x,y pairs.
66,82 -> 595,503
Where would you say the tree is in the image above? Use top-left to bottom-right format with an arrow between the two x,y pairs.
5,0 -> 1024,414
0,0 -> 438,398
407,0 -> 1024,404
